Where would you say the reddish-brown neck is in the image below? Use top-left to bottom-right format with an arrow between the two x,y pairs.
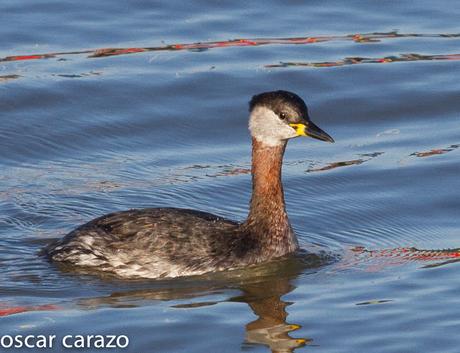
243,138 -> 297,255
247,138 -> 287,217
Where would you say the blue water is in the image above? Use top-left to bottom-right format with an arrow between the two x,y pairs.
1,1 -> 460,352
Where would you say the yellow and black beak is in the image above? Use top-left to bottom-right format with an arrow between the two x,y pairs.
289,121 -> 334,143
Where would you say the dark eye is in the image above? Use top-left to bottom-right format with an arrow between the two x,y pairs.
279,112 -> 287,120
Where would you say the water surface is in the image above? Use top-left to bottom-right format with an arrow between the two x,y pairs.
1,1 -> 460,352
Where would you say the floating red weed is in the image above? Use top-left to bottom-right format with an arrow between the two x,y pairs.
4,54 -> 54,61
0,303 -> 60,317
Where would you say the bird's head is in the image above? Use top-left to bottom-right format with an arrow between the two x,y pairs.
249,90 -> 334,146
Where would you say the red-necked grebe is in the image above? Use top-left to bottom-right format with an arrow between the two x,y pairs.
45,90 -> 334,279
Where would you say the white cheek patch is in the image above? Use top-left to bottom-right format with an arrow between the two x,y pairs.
249,106 -> 297,146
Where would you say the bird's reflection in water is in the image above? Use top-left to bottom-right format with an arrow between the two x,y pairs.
235,278 -> 310,352
75,251 -> 329,353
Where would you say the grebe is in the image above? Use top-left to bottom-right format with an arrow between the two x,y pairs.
45,90 -> 334,279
